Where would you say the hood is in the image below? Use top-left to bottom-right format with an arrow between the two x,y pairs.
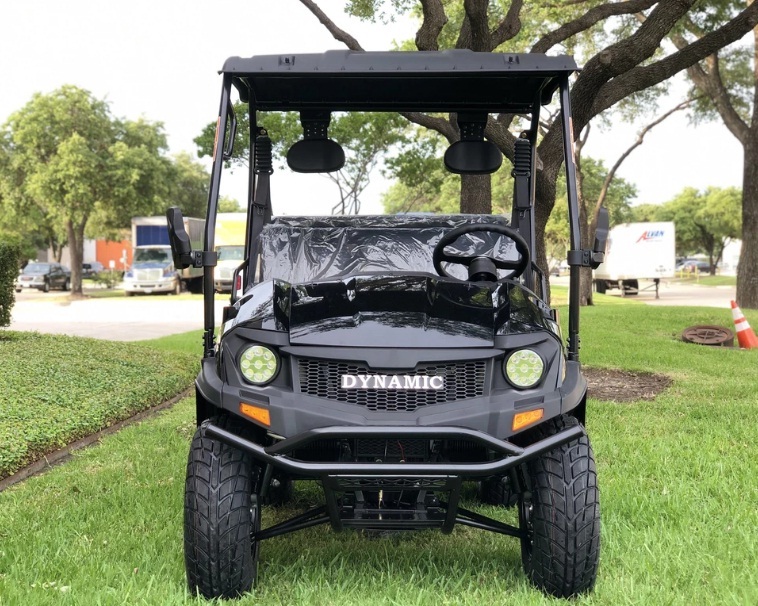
230,274 -> 549,347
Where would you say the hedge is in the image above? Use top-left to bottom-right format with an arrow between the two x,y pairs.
0,242 -> 20,327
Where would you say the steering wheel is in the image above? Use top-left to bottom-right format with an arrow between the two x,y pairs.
432,223 -> 531,282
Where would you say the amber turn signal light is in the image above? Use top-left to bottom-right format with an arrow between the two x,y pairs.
239,402 -> 271,426
512,408 -> 544,431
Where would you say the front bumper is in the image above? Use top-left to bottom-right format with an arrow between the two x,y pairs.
123,278 -> 175,294
203,421 -> 584,479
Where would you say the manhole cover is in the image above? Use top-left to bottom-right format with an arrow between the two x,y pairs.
682,325 -> 734,347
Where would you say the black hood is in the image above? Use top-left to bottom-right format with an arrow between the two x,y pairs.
229,274 -> 549,347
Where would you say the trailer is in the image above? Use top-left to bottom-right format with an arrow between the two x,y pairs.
213,212 -> 246,293
124,216 -> 204,295
593,221 -> 676,297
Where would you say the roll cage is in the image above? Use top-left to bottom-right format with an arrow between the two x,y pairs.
182,49 -> 606,359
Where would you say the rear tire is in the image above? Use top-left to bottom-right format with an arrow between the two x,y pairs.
519,415 -> 600,598
594,280 -> 606,294
184,416 -> 261,599
479,475 -> 518,508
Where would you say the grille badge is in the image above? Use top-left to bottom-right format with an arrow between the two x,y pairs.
341,374 -> 444,390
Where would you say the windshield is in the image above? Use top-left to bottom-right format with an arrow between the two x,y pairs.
134,249 -> 171,264
217,245 -> 244,262
24,263 -> 51,274
259,215 -> 518,283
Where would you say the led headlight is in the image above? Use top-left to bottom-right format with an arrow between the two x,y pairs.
239,345 -> 279,385
504,349 -> 545,389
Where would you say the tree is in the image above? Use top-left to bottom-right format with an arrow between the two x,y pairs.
195,105 -> 407,214
166,152 -> 211,219
665,2 -> 758,307
299,0 -> 758,297
655,186 -> 742,272
0,86 -> 171,295
572,100 -> 689,304
547,156 -> 636,277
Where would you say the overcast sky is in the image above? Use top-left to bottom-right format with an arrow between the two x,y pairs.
0,1 -> 745,215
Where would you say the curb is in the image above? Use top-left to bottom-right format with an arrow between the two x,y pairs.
0,386 -> 193,493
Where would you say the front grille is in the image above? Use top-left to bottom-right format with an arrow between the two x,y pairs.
334,477 -> 450,490
297,359 -> 486,412
135,269 -> 162,281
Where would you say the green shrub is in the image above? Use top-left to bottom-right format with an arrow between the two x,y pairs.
0,242 -> 20,327
92,269 -> 124,289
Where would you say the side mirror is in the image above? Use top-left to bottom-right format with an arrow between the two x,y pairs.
590,206 -> 609,269
166,207 -> 194,270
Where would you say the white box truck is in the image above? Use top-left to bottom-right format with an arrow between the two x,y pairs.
593,221 -> 676,296
213,213 -> 246,293
124,216 -> 204,296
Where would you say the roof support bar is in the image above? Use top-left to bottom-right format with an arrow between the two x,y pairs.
202,74 -> 235,357
559,75 -> 582,361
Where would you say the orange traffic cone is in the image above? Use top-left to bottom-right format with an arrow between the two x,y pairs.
731,301 -> 758,349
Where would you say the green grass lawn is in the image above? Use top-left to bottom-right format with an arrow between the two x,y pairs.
0,302 -> 756,605
672,274 -> 737,287
0,332 -> 197,480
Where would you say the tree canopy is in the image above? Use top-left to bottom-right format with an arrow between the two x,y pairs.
640,186 -> 742,273
0,86 -> 172,294
667,1 -> 758,305
299,0 -> 758,304
195,106 -> 407,214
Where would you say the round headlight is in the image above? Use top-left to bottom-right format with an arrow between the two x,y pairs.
239,345 -> 279,385
504,349 -> 545,389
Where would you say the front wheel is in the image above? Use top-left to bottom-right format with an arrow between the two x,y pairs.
42,280 -> 50,293
519,415 -> 600,598
184,417 -> 261,599
62,278 -> 70,291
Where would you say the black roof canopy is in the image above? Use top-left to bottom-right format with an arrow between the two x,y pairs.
223,50 -> 577,113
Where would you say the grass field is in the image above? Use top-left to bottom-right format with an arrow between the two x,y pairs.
0,332 -> 197,479
0,302 -> 756,605
673,274 -> 737,287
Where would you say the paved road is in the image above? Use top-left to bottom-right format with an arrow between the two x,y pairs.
8,288 -> 227,341
7,278 -> 736,342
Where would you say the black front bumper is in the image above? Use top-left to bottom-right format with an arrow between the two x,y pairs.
203,421 -> 583,478
203,420 -> 584,536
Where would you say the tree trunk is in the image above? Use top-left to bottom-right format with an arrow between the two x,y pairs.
460,173 -> 491,214
737,140 -> 758,308
66,219 -> 85,295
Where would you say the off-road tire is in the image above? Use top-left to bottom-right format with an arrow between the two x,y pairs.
519,415 -> 600,598
184,416 -> 261,599
479,475 -> 518,508
266,475 -> 294,506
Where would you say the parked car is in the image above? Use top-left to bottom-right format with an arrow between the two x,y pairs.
82,261 -> 104,278
676,259 -> 710,273
15,262 -> 70,292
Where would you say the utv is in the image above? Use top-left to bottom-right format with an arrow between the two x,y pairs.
168,50 -> 608,600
